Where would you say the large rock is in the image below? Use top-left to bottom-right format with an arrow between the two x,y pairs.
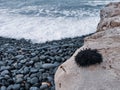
55,2 -> 120,90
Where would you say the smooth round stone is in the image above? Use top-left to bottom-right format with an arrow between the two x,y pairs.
26,61 -> 34,66
30,68 -> 38,73
54,62 -> 60,66
16,78 -> 23,83
30,87 -> 39,90
7,85 -> 13,90
29,61 -> 34,64
41,63 -> 57,69
30,73 -> 37,78
0,66 -> 10,71
4,75 -> 10,79
31,53 -> 36,57
7,48 -> 14,52
27,77 -> 31,83
58,50 -> 62,53
40,55 -> 46,60
36,72 -> 42,77
20,59 -> 27,64
31,56 -> 39,62
0,61 -> 4,66
23,67 -> 30,74
0,76 -> 4,81
23,74 -> 29,80
47,76 -> 53,82
17,63 -> 22,69
0,86 -> 7,90
13,84 -> 20,90
16,74 -> 24,78
42,73 -> 49,80
15,55 -> 24,60
49,56 -> 54,61
40,84 -> 48,90
34,62 -> 42,69
7,60 -> 14,65
55,56 -> 61,62
30,77 -> 39,85
21,48 -> 29,52
39,69 -> 45,72
1,70 -> 9,76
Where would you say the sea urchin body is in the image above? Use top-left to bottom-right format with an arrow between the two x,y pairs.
75,49 -> 103,67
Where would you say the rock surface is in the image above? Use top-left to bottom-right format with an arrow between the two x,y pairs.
55,2 -> 120,90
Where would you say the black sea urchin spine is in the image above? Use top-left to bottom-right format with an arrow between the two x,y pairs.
75,48 -> 103,67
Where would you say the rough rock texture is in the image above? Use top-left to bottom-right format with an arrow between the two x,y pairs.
55,2 -> 120,90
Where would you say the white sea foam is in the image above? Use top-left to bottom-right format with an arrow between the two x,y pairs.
1,0 -> 118,43
0,12 -> 99,43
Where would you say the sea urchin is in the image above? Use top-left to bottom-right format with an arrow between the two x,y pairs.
75,48 -> 103,67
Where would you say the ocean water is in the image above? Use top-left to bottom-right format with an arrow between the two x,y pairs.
0,0 -> 119,43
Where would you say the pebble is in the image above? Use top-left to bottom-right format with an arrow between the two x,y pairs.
31,56 -> 39,62
13,84 -> 20,90
55,56 -> 61,62
47,76 -> 53,82
31,53 -> 36,57
30,77 -> 39,85
1,70 -> 9,76
40,84 -> 48,90
34,62 -> 42,69
7,48 -> 15,54
0,86 -> 7,90
30,73 -> 37,78
30,87 -> 39,90
4,75 -> 10,79
40,55 -> 46,60
26,61 -> 34,66
42,63 -> 57,69
27,77 -> 31,83
0,61 -> 4,66
7,85 -> 13,90
0,66 -> 10,71
42,73 -> 49,80
23,67 -> 30,74
15,55 -> 24,60
23,74 -> 29,80
30,68 -> 38,73
16,74 -> 24,78
16,77 -> 23,83
20,59 -> 27,64
7,60 -> 14,65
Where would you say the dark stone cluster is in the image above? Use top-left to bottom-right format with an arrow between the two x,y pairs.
75,48 -> 103,67
0,35 -> 86,90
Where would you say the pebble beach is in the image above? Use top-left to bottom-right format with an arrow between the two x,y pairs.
0,35 -> 88,90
